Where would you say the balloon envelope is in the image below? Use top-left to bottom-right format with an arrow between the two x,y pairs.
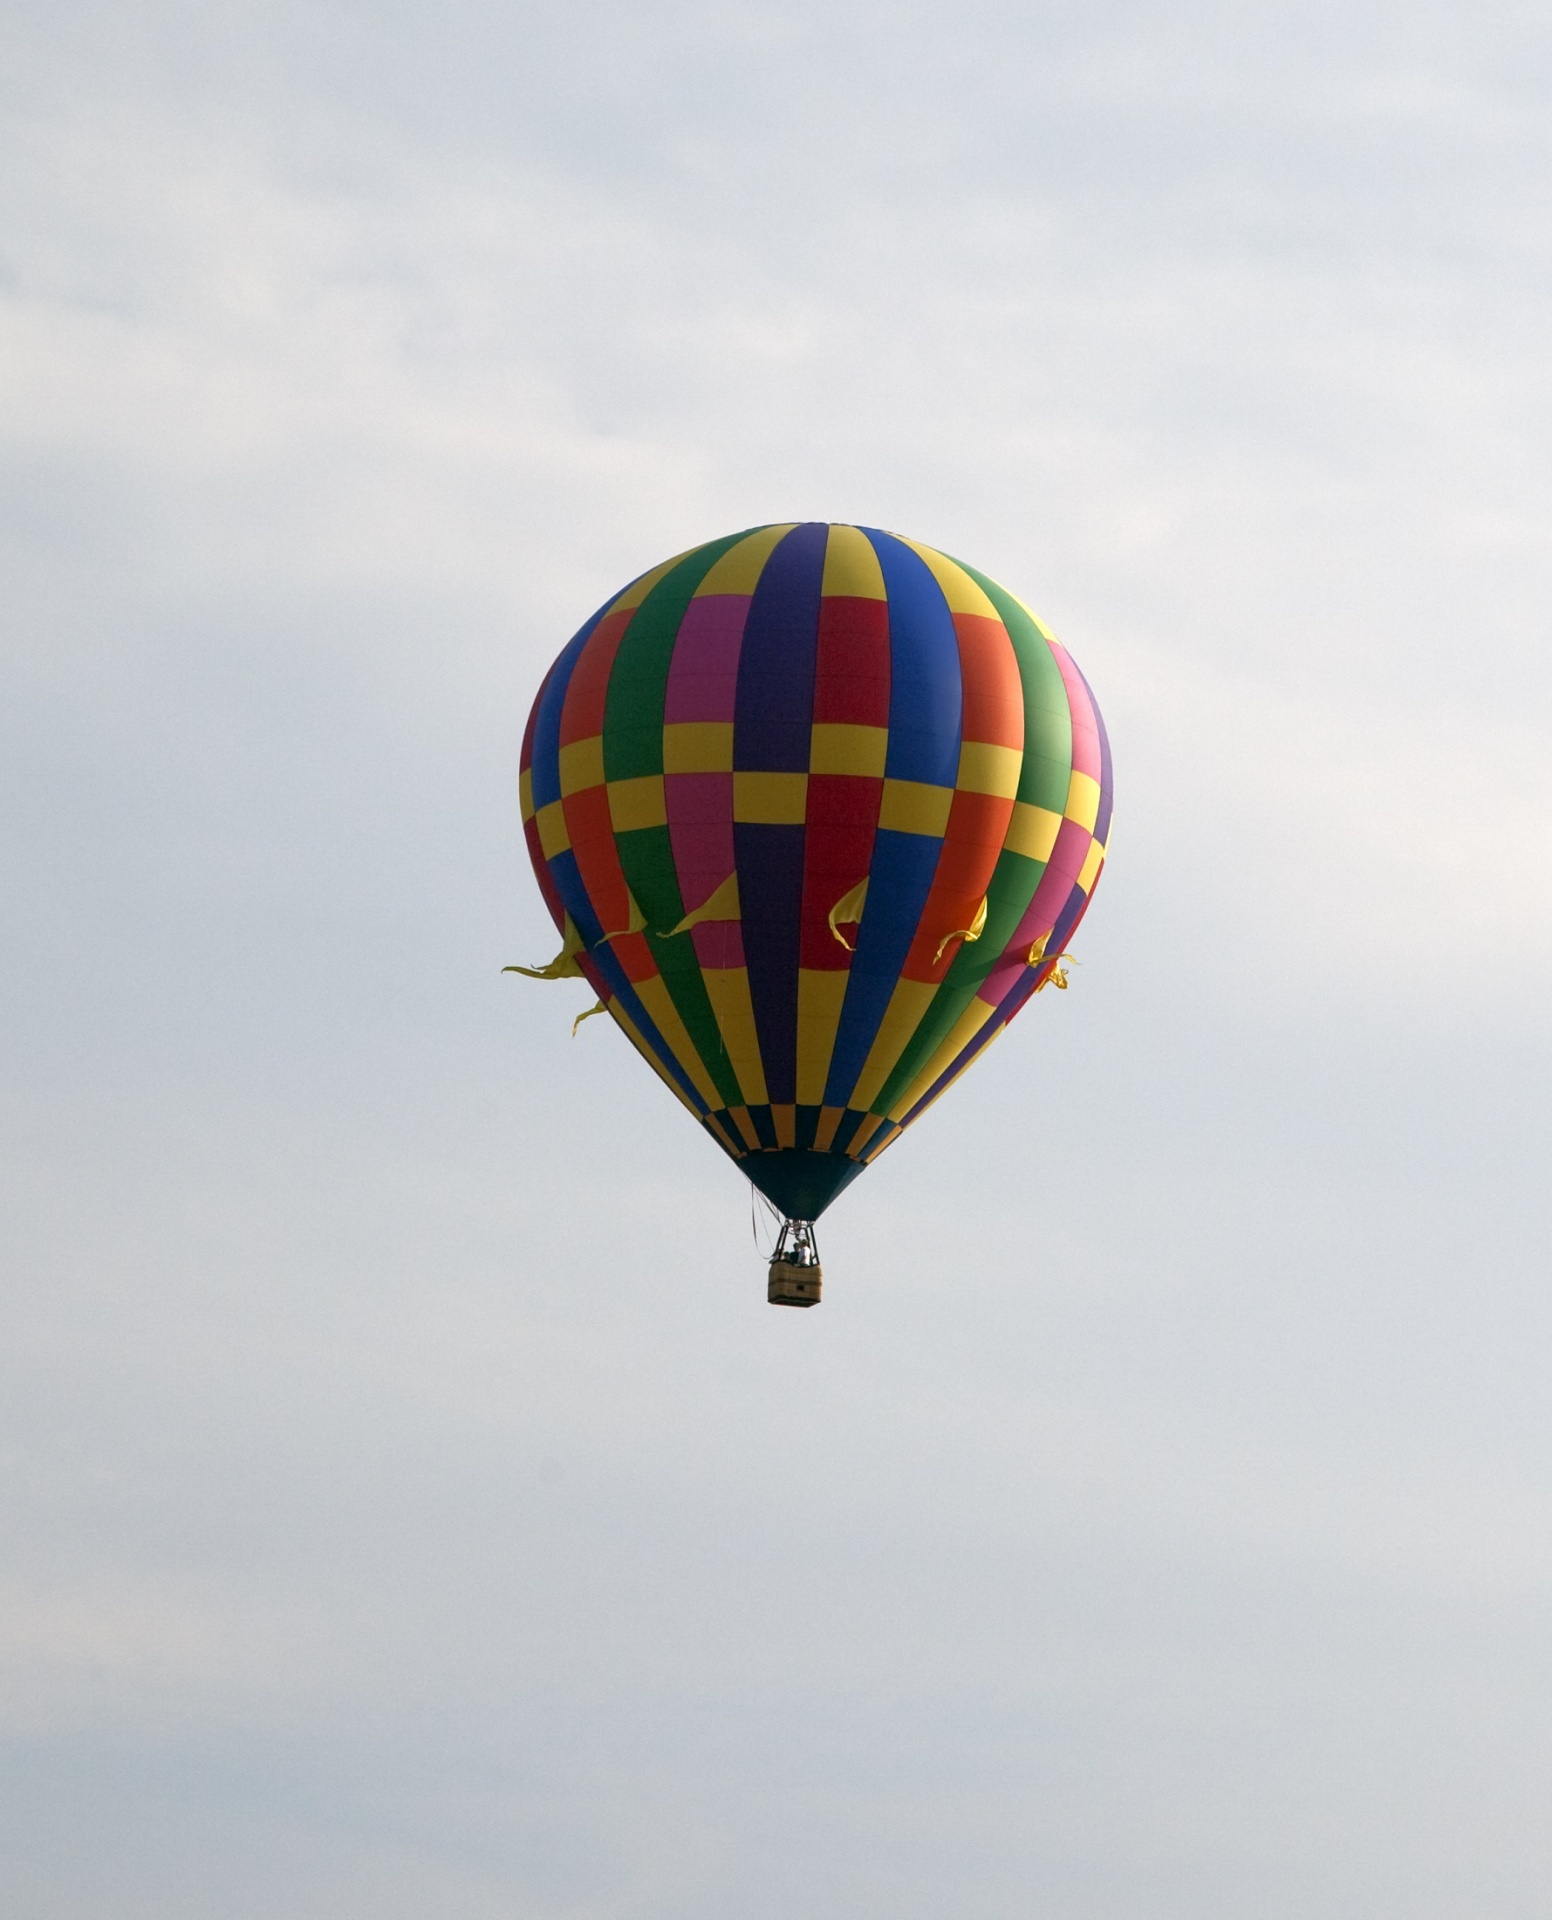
520,523 -> 1112,1220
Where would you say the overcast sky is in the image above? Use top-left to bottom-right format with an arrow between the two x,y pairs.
5,2 -> 1552,1914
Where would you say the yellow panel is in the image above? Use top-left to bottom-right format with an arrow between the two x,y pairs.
814,1105 -> 845,1151
663,721 -> 735,773
1076,837 -> 1105,895
730,1106 -> 761,1151
700,966 -> 769,1107
704,1112 -> 745,1158
809,722 -> 888,778
847,1112 -> 886,1157
956,740 -> 1023,798
558,735 -> 605,796
895,537 -> 1001,619
772,1104 -> 796,1149
519,766 -> 535,823
848,977 -> 940,1111
1003,801 -> 1061,863
607,774 -> 668,833
878,779 -> 953,837
607,545 -> 698,616
1065,769 -> 1101,832
606,998 -> 702,1119
536,800 -> 570,859
795,968 -> 851,1106
886,996 -> 997,1122
694,524 -> 799,596
632,975 -> 722,1109
820,523 -> 888,599
733,771 -> 808,824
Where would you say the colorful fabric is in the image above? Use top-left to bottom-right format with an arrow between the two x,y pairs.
519,523 -> 1113,1220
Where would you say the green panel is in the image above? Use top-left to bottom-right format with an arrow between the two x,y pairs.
615,821 -> 744,1109
869,846 -> 1044,1114
601,529 -> 758,781
613,813 -> 685,929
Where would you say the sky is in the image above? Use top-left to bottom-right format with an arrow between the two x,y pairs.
4,1 -> 1552,1913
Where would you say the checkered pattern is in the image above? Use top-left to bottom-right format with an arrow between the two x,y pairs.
520,523 -> 1112,1221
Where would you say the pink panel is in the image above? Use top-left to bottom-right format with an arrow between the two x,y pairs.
664,596 -> 751,722
1048,639 -> 1103,782
974,816 -> 1094,1009
664,771 -> 734,915
691,921 -> 746,969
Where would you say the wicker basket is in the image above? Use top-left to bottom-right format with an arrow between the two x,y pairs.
768,1260 -> 823,1308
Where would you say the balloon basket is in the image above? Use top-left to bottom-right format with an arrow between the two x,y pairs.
767,1219 -> 822,1307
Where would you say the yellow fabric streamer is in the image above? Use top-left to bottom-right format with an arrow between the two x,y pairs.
506,893 -> 646,981
503,917 -> 585,979
572,1000 -> 608,1035
932,894 -> 989,966
828,877 -> 869,951
595,891 -> 648,946
665,871 -> 740,936
1025,933 -> 1077,991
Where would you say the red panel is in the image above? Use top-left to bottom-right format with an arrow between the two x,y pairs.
559,607 -> 632,745
798,774 -> 883,969
562,784 -> 638,967
954,613 -> 1024,748
899,789 -> 1016,982
812,596 -> 890,725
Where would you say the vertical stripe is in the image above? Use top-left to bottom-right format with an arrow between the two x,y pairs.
602,538 -> 752,1108
663,591 -> 746,913
559,613 -> 638,945
822,530 -> 962,1107
1049,638 -> 1104,785
793,525 -> 893,1104
734,522 -> 828,1106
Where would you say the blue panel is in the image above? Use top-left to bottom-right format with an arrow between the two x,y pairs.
1047,878 -> 1089,957
863,530 -> 962,787
733,522 -> 827,1109
529,606 -> 606,809
734,523 -> 826,771
734,821 -> 807,1105
821,826 -> 943,1106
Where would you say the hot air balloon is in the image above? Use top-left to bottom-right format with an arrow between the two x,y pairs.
512,523 -> 1112,1305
